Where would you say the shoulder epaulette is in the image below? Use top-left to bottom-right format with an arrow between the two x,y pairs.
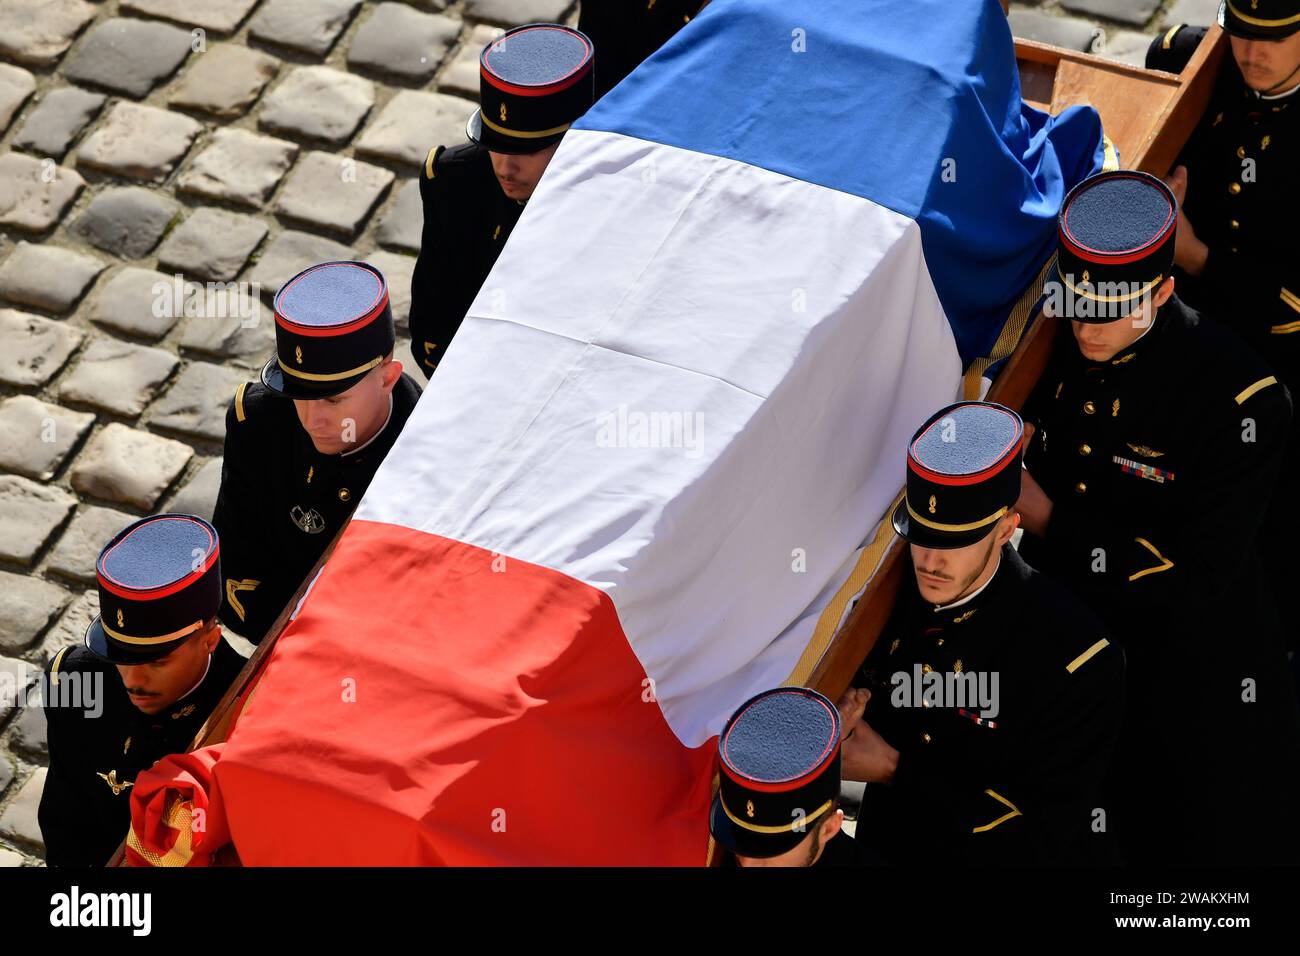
1065,637 -> 1111,674
424,144 -> 445,180
1234,375 -> 1279,406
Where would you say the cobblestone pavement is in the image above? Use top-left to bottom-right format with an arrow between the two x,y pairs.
0,0 -> 1215,865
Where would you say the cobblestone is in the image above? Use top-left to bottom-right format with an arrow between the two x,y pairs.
0,64 -> 36,134
156,207 -> 268,282
166,457 -> 224,520
0,0 -> 96,68
11,86 -> 107,159
59,337 -> 178,417
169,44 -> 280,120
148,361 -> 248,442
250,0 -> 364,58
258,66 -> 375,146
0,396 -> 94,481
45,505 -> 134,584
347,3 -> 460,82
246,229 -> 354,296
0,242 -> 103,314
375,179 -> 423,252
121,0 -> 262,35
0,310 -> 84,388
0,572 -> 70,656
177,129 -> 298,208
356,90 -> 472,168
88,266 -> 188,340
273,150 -> 394,236
365,250 -> 416,332
63,17 -> 194,99
440,24 -> 503,97
76,101 -> 203,183
39,590 -> 98,664
178,286 -> 275,366
463,0 -> 571,27
70,423 -> 193,510
0,152 -> 85,234
0,768 -> 47,854
0,476 -> 76,566
70,186 -> 180,260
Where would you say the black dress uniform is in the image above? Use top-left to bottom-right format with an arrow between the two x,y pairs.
578,0 -> 705,98
854,402 -> 1125,865
1021,170 -> 1300,863
410,143 -> 525,377
1146,7 -> 1300,654
38,514 -> 244,867
213,261 -> 421,644
409,24 -> 596,378
710,686 -> 869,866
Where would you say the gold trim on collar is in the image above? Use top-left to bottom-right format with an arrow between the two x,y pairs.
1066,638 -> 1110,673
1280,287 -> 1300,315
720,796 -> 833,834
478,114 -> 573,140
906,502 -> 1008,533
973,789 -> 1022,833
424,145 -> 438,179
1056,264 -> 1164,303
1129,537 -> 1174,581
277,355 -> 383,382
101,619 -> 203,646
1227,1 -> 1300,27
234,382 -> 248,423
1235,375 -> 1277,405
1272,319 -> 1300,335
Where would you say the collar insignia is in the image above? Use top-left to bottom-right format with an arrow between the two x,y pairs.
98,770 -> 133,796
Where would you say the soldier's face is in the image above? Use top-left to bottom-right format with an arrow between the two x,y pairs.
734,809 -> 842,867
293,358 -> 402,455
911,514 -> 1016,605
489,142 -> 561,200
1231,33 -> 1300,93
1069,278 -> 1173,362
115,625 -> 221,715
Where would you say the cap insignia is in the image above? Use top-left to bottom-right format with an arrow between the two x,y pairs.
928,494 -> 937,515
116,608 -> 124,629
745,799 -> 755,819
295,345 -> 304,365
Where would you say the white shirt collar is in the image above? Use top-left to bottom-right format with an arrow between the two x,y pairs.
340,394 -> 394,458
933,551 -> 1002,612
175,651 -> 212,704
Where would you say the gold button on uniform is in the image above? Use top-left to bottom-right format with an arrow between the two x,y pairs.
1230,220 -> 1240,231
1228,182 -> 1242,195
1236,146 -> 1246,159
921,664 -> 934,674
1083,401 -> 1096,415
1075,481 -> 1087,494
1079,443 -> 1091,456
338,488 -> 351,502
922,733 -> 932,744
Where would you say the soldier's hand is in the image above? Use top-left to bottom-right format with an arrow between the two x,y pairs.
836,687 -> 870,740
839,718 -> 899,785
1165,166 -> 1209,276
1015,468 -> 1053,538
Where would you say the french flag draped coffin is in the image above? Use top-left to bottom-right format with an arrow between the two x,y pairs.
210,0 -> 1106,864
